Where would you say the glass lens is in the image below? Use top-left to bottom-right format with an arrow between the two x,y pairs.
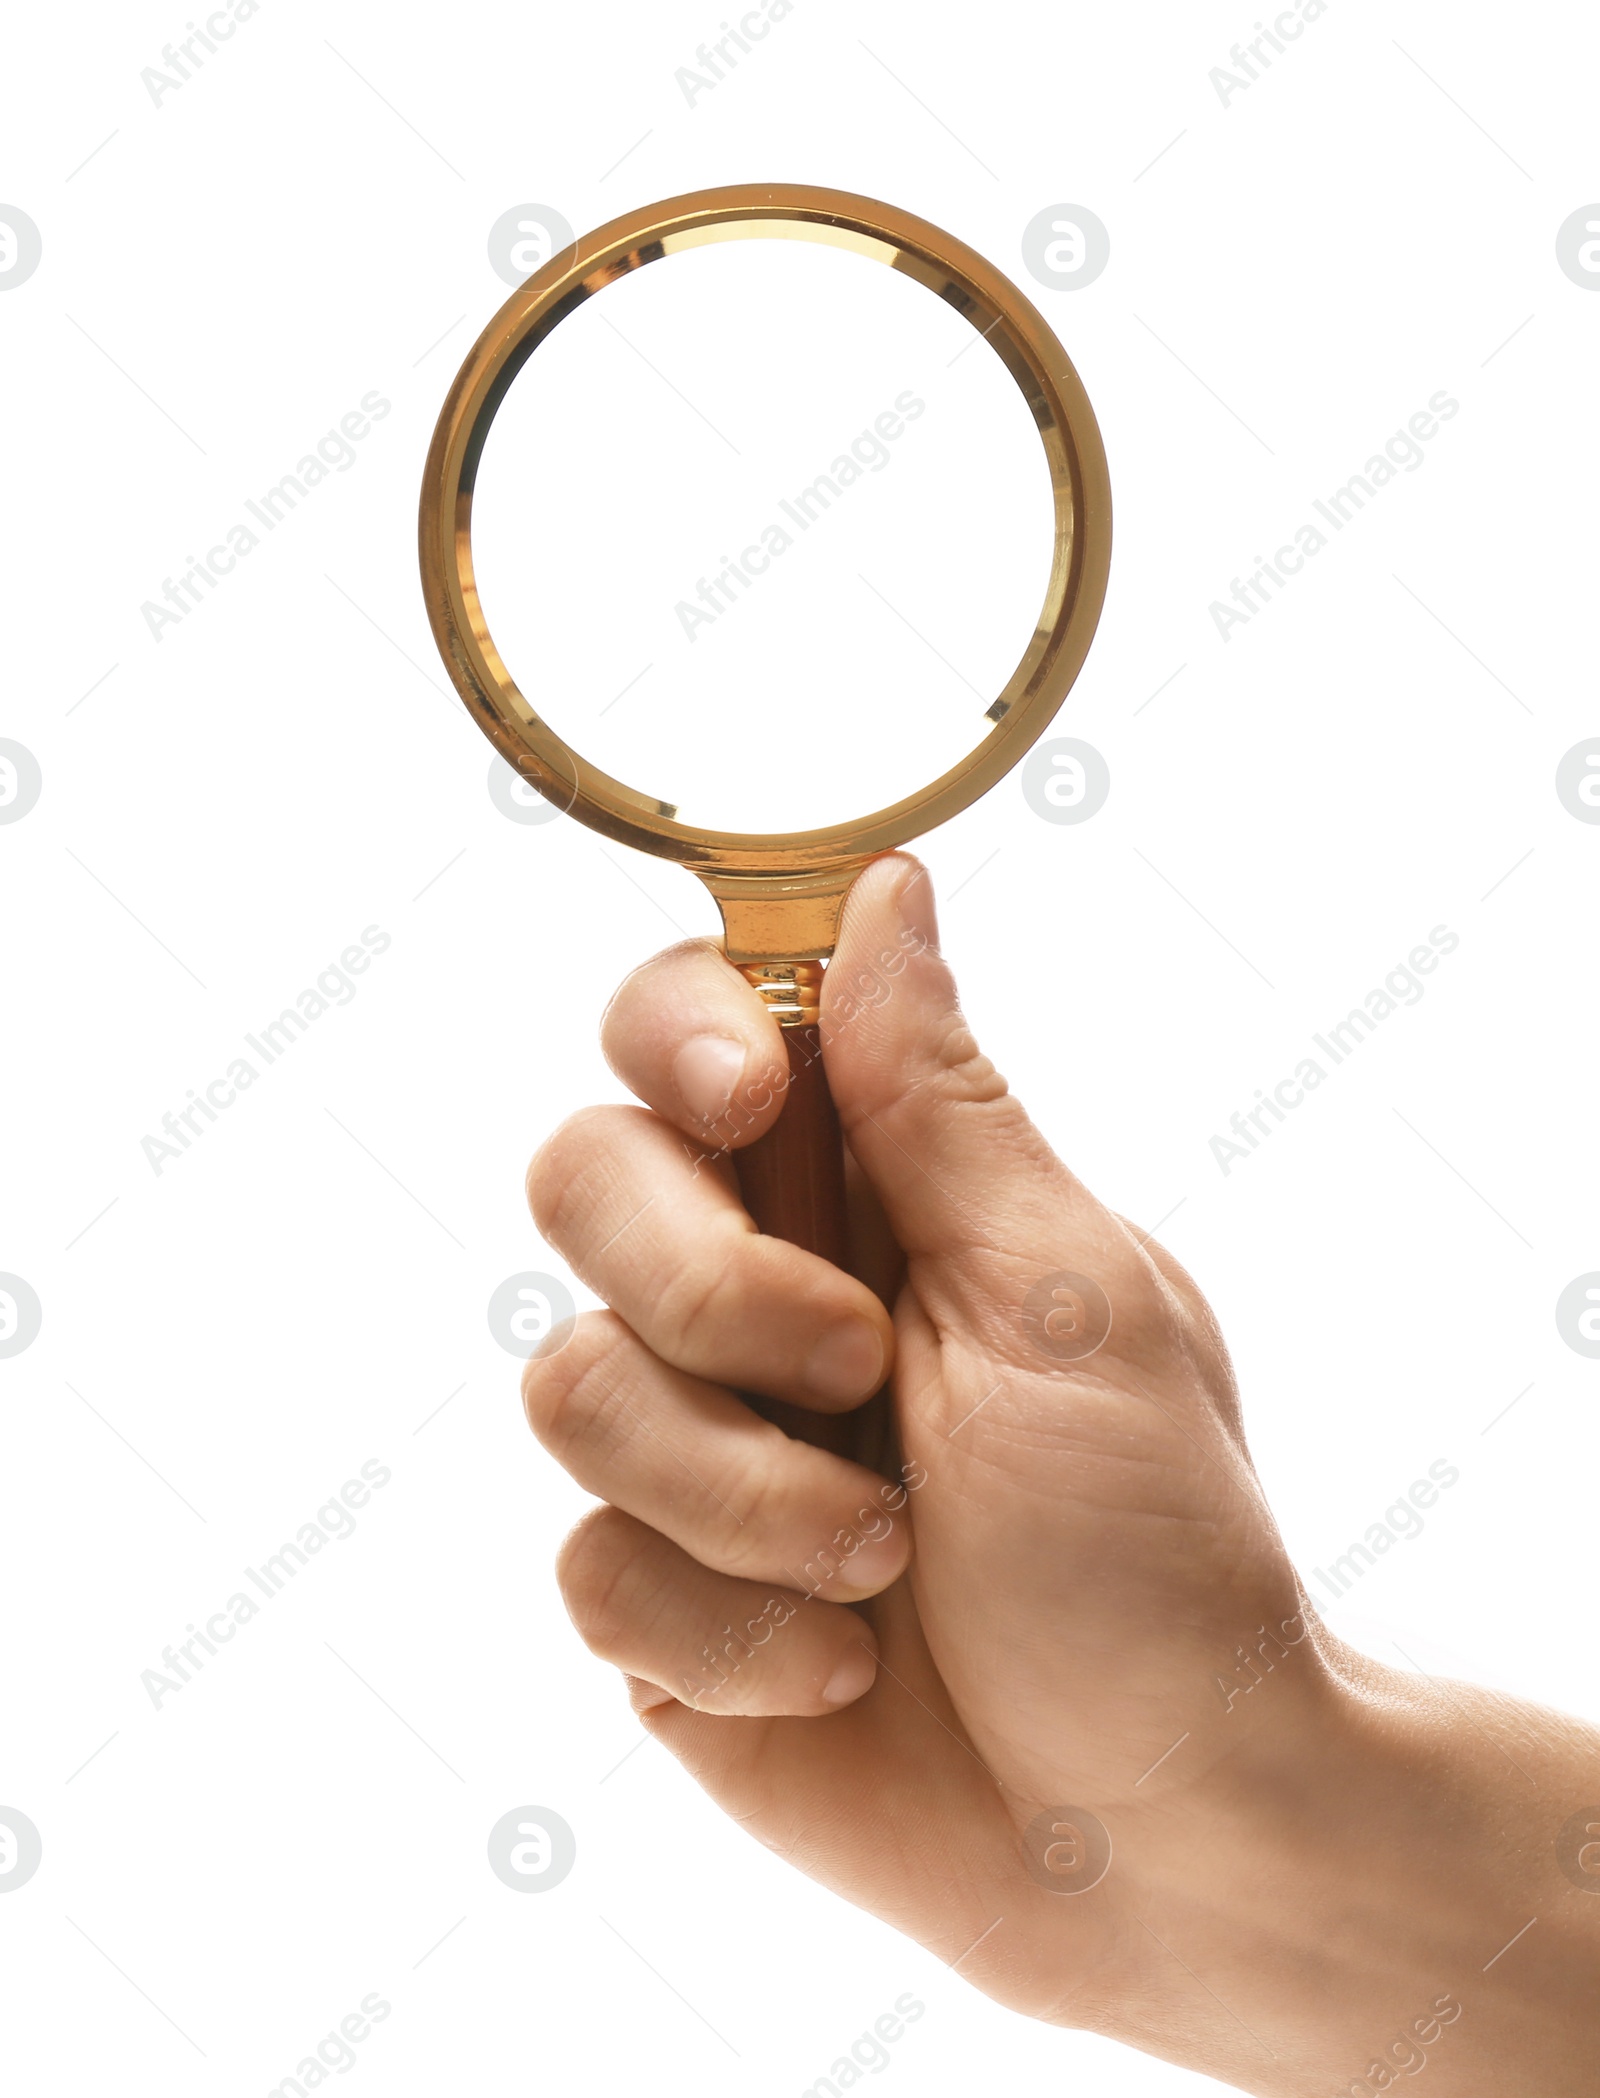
469,234 -> 1055,834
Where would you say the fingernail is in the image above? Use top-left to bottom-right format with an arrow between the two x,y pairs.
833,1527 -> 909,1598
894,861 -> 939,954
805,1317 -> 884,1402
822,1643 -> 878,1708
673,1033 -> 746,1126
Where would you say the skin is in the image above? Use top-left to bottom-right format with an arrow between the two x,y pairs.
523,854 -> 1600,2094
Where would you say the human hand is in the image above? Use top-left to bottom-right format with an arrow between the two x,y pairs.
522,854 -> 1599,2094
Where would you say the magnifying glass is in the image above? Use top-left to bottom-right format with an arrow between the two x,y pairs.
419,182 -> 1110,1271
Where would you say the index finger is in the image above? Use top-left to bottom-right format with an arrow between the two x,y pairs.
601,938 -> 790,1151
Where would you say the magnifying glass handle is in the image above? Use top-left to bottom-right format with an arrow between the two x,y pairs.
732,962 -> 860,1459
732,962 -> 846,1263
734,1045 -> 846,1266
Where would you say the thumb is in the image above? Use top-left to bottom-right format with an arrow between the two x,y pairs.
821,855 -> 1130,1302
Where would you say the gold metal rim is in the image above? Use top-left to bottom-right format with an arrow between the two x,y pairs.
418,183 -> 1112,904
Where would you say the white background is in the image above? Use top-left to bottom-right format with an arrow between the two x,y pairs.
2,1 -> 1598,2091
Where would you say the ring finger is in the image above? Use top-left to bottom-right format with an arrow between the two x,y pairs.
523,1311 -> 912,1599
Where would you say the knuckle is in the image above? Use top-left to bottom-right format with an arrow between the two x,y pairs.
600,939 -> 721,1043
929,1014 -> 1012,1108
524,1106 -> 630,1246
707,1454 -> 788,1577
520,1311 -> 632,1455
652,1241 -> 742,1365
524,1112 -> 593,1243
555,1507 -> 649,1659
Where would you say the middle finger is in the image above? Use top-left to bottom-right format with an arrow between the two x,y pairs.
528,1104 -> 894,1410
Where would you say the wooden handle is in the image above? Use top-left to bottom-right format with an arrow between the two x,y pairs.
733,1024 -> 847,1265
732,1007 -> 861,1455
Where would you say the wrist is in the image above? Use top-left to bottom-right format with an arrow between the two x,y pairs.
1066,1631 -> 1600,2094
